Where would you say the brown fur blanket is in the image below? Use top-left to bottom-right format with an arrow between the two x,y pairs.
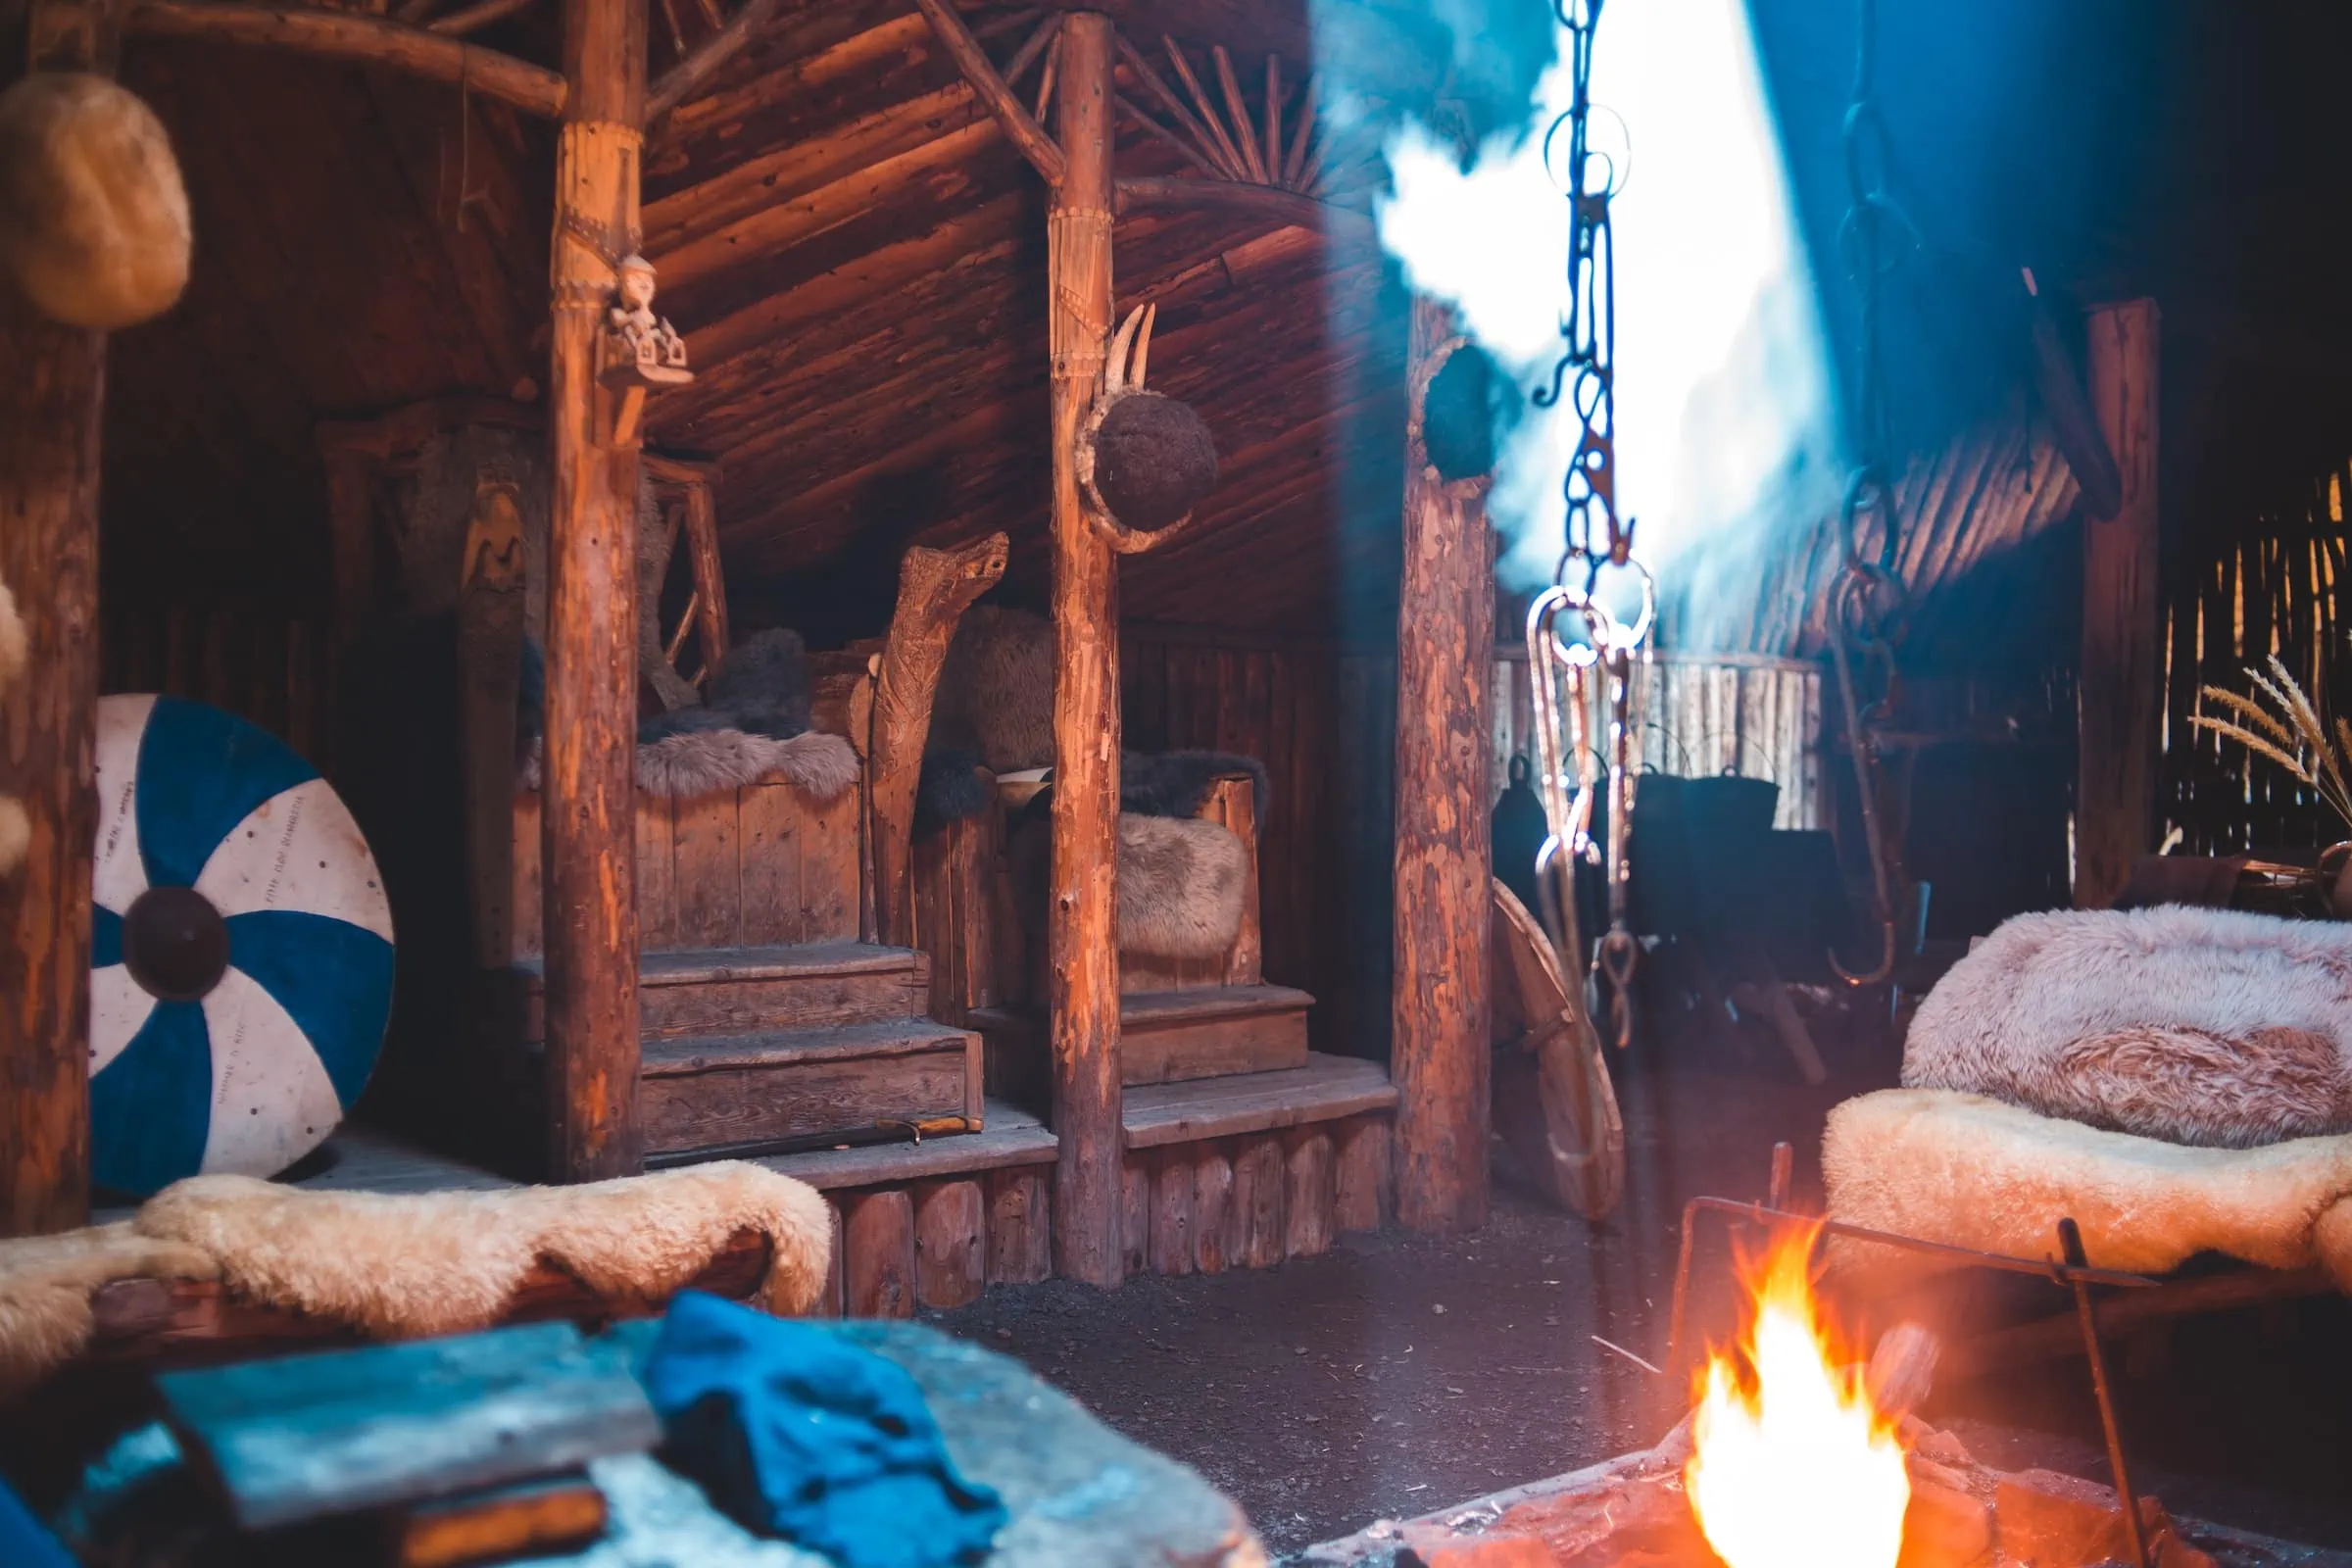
1008,810 -> 1250,960
0,1162 -> 830,1395
1903,906 -> 2352,1149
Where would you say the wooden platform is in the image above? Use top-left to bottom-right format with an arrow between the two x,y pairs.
499,942 -> 985,1163
971,983 -> 1314,1103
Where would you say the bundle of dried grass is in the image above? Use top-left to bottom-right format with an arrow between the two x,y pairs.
2192,655 -> 2352,834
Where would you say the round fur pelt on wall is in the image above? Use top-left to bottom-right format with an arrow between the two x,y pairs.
1088,391 -> 1218,532
0,73 -> 191,329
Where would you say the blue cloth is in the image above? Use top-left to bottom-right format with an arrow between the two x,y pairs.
641,1292 -> 1006,1568
0,1473 -> 76,1568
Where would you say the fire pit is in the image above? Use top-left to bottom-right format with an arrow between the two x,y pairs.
1293,1226 -> 2303,1568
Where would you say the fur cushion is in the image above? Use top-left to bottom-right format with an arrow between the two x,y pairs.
932,607 -> 1054,774
1903,906 -> 2352,1148
1009,811 -> 1249,960
0,73 -> 189,329
521,728 -> 858,803
1119,813 -> 1250,958
1823,1087 -> 2352,1291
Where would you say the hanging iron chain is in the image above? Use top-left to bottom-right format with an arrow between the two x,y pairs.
1828,0 -> 1916,987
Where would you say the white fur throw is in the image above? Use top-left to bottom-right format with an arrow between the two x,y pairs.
0,73 -> 190,329
0,1161 -> 830,1395
1823,1087 -> 2352,1291
1903,906 -> 2352,1148
1119,812 -> 1250,959
522,728 -> 859,803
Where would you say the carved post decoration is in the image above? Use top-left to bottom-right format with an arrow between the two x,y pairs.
543,0 -> 648,1182
872,534 -> 1009,950
1047,10 -> 1124,1288
1392,297 -> 1495,1234
459,476 -> 527,969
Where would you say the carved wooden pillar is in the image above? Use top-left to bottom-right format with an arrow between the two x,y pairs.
543,0 -> 647,1180
2076,299 -> 2159,910
1392,299 -> 1494,1234
0,0 -> 118,1237
1047,11 -> 1123,1287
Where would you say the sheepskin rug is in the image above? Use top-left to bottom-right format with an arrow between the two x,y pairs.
1007,810 -> 1250,960
0,1161 -> 830,1395
1118,811 -> 1250,959
521,727 -> 858,802
1823,1087 -> 2352,1291
0,73 -> 190,329
1903,906 -> 2352,1148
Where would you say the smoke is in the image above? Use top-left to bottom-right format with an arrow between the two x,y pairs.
1370,0 -> 1840,646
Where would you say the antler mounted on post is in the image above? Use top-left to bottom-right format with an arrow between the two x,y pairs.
1077,302 -> 1219,555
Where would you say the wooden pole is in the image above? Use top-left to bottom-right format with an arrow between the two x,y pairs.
0,0 -> 115,1238
542,0 -> 647,1181
1047,10 -> 1123,1287
1392,299 -> 1494,1234
2076,299 -> 2159,910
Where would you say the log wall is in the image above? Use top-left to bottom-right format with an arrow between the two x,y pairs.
1120,627 -> 1396,1063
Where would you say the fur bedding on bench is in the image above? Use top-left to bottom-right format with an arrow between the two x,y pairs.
1823,1088 -> 2352,1289
0,1162 -> 830,1396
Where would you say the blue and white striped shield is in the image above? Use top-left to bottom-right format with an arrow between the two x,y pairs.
89,695 -> 395,1196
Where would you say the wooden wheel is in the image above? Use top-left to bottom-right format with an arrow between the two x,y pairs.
1492,877 -> 1626,1221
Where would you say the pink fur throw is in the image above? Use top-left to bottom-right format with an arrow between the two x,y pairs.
1904,906 -> 2352,1149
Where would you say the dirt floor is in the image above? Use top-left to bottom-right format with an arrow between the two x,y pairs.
931,1038 -> 2352,1558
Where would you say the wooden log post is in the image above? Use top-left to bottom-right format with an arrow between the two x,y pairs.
542,0 -> 647,1181
870,533 -> 1008,948
0,0 -> 116,1237
2076,300 -> 2160,910
1391,298 -> 1494,1233
1046,11 -> 1124,1288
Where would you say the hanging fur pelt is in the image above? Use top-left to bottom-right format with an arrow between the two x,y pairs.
0,73 -> 189,329
520,628 -> 849,801
1903,906 -> 2352,1149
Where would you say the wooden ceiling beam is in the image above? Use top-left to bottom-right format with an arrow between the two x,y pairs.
908,0 -> 1063,185
644,0 -> 784,123
1115,173 -> 1374,243
125,0 -> 567,117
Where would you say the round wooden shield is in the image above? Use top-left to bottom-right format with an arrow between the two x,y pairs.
1492,877 -> 1626,1221
89,695 -> 394,1195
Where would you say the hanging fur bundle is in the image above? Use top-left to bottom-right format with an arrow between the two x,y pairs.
1903,906 -> 2352,1149
0,73 -> 190,329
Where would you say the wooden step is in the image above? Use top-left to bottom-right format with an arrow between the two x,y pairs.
972,983 -> 1313,1106
640,1018 -> 982,1164
514,942 -> 929,1041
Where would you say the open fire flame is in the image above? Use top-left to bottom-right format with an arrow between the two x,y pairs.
1684,1231 -> 1911,1568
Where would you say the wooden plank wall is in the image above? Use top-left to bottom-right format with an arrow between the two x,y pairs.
100,606 -> 333,769
2159,460 -> 2352,858
1120,629 -> 1396,1063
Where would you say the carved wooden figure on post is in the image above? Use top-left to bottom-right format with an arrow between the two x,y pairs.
600,253 -> 690,447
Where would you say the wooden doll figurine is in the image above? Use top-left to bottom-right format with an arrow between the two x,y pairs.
603,255 -> 692,386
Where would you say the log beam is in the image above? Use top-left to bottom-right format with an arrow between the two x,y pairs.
909,0 -> 1064,186
1046,10 -> 1121,1287
2075,299 -> 2159,910
124,0 -> 567,118
542,0 -> 647,1181
1112,174 -> 1374,243
871,533 -> 1007,949
0,0 -> 114,1238
1391,299 -> 1494,1233
643,0 -> 780,123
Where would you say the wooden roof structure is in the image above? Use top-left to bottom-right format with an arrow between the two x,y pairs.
96,0 -> 1464,635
